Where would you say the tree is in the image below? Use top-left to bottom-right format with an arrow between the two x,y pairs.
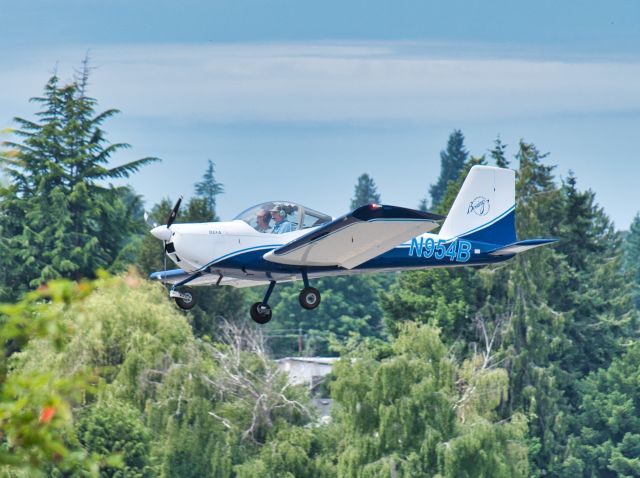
0,65 -> 158,298
623,212 -> 640,308
330,323 -> 529,477
194,159 -> 224,221
490,136 -> 509,168
562,343 -> 640,477
0,279 -> 101,475
429,129 -> 468,208
350,173 -> 381,210
77,399 -> 154,477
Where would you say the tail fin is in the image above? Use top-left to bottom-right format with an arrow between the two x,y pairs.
438,165 -> 516,245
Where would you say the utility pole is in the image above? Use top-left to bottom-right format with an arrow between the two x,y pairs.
298,326 -> 303,356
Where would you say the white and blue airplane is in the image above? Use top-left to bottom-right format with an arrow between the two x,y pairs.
149,166 -> 556,324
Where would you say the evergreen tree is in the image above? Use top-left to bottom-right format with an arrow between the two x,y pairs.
490,136 -> 510,168
0,67 -> 157,298
623,212 -> 640,308
429,129 -> 468,207
562,342 -> 640,476
350,173 -> 381,210
194,159 -> 224,221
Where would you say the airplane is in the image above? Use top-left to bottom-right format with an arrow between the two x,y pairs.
149,166 -> 556,324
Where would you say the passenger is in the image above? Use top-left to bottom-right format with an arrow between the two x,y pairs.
256,209 -> 271,232
270,205 -> 294,234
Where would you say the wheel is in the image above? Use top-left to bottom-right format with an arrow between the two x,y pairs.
175,291 -> 196,310
250,302 -> 272,324
299,287 -> 321,310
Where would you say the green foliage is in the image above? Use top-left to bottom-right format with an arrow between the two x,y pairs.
235,427 -> 336,478
381,269 -> 474,338
10,274 -> 320,477
0,65 -> 157,299
563,342 -> 640,477
0,279 -> 100,475
330,323 -> 529,478
77,399 -> 153,477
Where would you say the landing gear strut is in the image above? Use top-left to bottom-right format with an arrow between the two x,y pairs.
250,280 -> 276,324
248,272 -> 322,324
299,270 -> 321,310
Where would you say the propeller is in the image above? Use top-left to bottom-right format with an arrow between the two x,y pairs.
149,196 -> 183,277
150,196 -> 182,242
166,196 -> 182,228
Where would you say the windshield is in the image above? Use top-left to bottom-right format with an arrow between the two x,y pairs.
233,201 -> 332,234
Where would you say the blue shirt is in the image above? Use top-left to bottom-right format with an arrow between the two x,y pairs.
272,220 -> 294,234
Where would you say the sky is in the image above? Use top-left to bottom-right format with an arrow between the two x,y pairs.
1,1 -> 639,228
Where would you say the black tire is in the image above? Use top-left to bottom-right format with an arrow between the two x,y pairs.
299,287 -> 321,310
250,302 -> 272,324
175,290 -> 196,310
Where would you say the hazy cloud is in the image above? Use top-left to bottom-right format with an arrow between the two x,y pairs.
3,41 -> 640,124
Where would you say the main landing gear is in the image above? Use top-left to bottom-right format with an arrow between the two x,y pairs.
249,271 -> 321,324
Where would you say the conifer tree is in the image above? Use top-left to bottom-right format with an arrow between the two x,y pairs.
490,136 -> 509,168
350,173 -> 381,210
429,129 -> 468,207
0,66 -> 157,297
623,212 -> 640,308
194,159 -> 224,221
562,342 -> 640,476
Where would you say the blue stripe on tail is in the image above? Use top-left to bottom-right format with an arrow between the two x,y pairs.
460,207 -> 516,245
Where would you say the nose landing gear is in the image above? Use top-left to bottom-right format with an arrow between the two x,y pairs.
171,289 -> 196,310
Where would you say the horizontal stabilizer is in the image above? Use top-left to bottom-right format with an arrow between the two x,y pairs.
489,238 -> 558,256
264,204 -> 444,269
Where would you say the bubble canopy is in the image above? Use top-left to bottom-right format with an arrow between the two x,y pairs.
233,201 -> 333,233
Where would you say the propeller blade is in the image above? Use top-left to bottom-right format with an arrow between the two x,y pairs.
166,196 -> 183,228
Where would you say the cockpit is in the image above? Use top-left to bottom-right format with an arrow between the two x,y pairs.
233,201 -> 333,234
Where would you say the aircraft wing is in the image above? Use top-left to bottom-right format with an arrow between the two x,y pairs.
263,204 -> 445,270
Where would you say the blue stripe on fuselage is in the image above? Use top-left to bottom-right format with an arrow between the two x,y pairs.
210,207 -> 517,275
211,240 -> 513,276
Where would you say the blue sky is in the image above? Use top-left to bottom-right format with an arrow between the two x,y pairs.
1,1 -> 639,228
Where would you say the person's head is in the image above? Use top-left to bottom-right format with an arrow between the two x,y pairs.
270,205 -> 286,222
256,210 -> 271,230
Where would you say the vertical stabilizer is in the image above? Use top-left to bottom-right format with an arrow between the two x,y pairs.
438,166 -> 516,245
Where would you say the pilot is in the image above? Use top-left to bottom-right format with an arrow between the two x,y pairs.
256,209 -> 271,232
270,205 -> 294,234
